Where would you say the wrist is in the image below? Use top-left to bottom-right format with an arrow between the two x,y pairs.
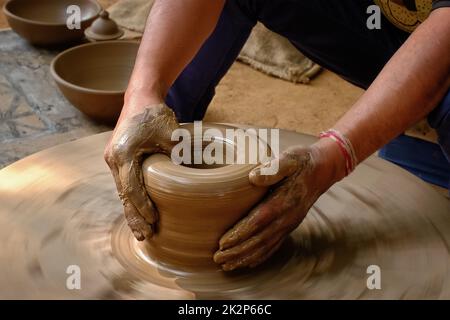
311,137 -> 348,189
122,84 -> 167,118
125,80 -> 167,106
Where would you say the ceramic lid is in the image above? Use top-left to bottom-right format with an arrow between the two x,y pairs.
84,10 -> 124,41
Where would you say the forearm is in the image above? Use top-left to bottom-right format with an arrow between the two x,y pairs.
327,8 -> 450,177
125,0 -> 225,110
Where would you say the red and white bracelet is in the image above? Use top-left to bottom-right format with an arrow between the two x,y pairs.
319,129 -> 358,176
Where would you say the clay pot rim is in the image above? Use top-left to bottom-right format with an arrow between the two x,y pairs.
50,40 -> 140,95
3,0 -> 102,27
144,153 -> 258,187
143,123 -> 273,194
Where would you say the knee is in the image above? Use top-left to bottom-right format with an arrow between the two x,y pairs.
428,91 -> 450,161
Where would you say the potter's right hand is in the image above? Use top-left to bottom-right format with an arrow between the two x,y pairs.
214,138 -> 347,271
104,102 -> 179,241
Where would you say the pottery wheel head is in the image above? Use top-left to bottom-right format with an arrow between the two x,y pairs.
0,129 -> 449,299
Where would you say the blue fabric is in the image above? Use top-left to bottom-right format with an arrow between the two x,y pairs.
380,91 -> 450,188
428,90 -> 450,161
165,0 -> 450,184
166,1 -> 256,122
166,0 -> 410,119
379,134 -> 450,189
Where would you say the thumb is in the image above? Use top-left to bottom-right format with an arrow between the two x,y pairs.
249,152 -> 300,187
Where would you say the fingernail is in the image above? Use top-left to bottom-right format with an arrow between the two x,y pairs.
222,264 -> 234,272
213,251 -> 222,264
133,230 -> 144,241
221,234 -> 238,250
219,238 -> 230,250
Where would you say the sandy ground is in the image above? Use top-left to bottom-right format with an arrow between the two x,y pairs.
0,0 -> 363,137
1,0 -> 437,137
0,0 -> 446,195
2,0 -> 442,138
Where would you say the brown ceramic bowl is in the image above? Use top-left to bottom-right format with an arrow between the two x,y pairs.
3,0 -> 101,46
51,40 -> 139,124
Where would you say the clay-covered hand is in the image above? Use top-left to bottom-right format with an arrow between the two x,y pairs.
214,144 -> 339,271
104,103 -> 179,241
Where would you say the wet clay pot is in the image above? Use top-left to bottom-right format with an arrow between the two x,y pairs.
142,124 -> 270,269
51,40 -> 139,125
3,0 -> 101,46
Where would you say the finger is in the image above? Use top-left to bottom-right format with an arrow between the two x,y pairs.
106,157 -> 124,197
107,159 -> 153,240
221,235 -> 287,271
248,237 -> 286,268
124,201 -> 153,241
214,224 -> 287,264
119,161 -> 158,225
219,185 -> 290,250
249,151 -> 301,187
219,204 -> 280,251
136,104 -> 180,153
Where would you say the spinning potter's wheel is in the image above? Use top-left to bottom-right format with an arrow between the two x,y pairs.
0,126 -> 449,299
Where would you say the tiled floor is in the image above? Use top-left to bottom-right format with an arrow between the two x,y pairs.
0,0 -> 119,168
0,0 -> 126,169
0,30 -> 109,168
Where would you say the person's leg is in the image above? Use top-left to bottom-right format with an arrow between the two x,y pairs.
251,0 -> 448,186
166,1 -> 256,122
167,0 -> 407,121
428,89 -> 450,161
252,0 -> 410,89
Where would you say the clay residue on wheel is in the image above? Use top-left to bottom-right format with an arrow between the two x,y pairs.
0,128 -> 449,299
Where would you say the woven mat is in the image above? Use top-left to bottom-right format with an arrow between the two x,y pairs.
0,29 -> 109,169
108,0 -> 321,84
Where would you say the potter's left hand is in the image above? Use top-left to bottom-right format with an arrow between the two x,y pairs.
214,141 -> 345,271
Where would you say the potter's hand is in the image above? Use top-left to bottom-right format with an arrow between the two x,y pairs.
104,103 -> 179,241
214,141 -> 344,271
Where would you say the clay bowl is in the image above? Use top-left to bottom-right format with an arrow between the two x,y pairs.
51,40 -> 139,125
142,123 -> 271,270
3,0 -> 101,46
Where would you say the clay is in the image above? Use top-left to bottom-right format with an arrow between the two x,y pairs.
85,10 -> 124,42
142,123 -> 268,269
105,104 -> 180,241
0,126 -> 449,299
50,40 -> 140,125
3,0 -> 101,46
213,146 -> 320,271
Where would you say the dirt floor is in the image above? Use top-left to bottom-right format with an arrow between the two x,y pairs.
0,0 -> 363,137
2,0 -> 438,137
0,0 -> 446,195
